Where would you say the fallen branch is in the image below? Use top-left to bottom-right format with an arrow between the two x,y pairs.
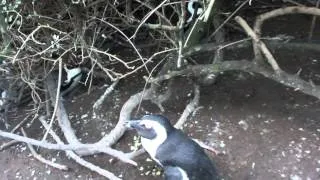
235,16 -> 280,72
149,60 -> 320,99
150,80 -> 173,112
10,113 -> 34,133
98,88 -> 154,147
0,130 -> 97,151
0,139 -> 19,151
177,0 -> 186,68
254,6 -> 320,37
183,38 -> 320,59
38,117 -> 121,180
93,79 -> 119,110
308,1 -> 320,40
143,23 -> 179,31
45,71 -> 80,145
21,127 -> 69,170
192,138 -> 220,155
174,85 -> 200,129
253,6 -> 320,61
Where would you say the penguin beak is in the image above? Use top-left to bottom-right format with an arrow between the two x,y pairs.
125,119 -> 157,140
124,120 -> 143,130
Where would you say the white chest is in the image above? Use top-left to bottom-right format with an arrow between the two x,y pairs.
141,137 -> 164,166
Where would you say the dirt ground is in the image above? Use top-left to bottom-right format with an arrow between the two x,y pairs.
1,67 -> 320,180
1,8 -> 320,180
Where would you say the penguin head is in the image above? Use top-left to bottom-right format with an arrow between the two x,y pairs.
126,114 -> 174,140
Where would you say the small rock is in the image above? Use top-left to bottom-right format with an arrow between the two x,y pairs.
81,114 -> 88,119
290,174 -> 301,180
238,120 -> 249,131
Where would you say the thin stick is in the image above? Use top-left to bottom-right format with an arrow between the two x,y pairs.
192,138 -> 220,155
46,74 -> 81,144
0,130 -> 96,151
208,0 -> 249,40
253,6 -> 320,59
308,0 -> 320,41
93,79 -> 119,110
0,139 -> 19,151
235,16 -> 281,72
131,0 -> 168,39
177,0 -> 186,68
10,113 -> 33,133
20,127 -> 69,170
202,0 -> 216,22
175,85 -> 200,129
42,58 -> 63,142
39,117 -> 121,180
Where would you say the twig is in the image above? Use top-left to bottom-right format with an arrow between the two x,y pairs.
142,56 -> 172,112
93,17 -> 149,74
208,0 -> 249,40
0,130 -> 97,151
98,89 -> 154,147
143,23 -> 179,31
10,113 -> 34,133
134,0 -> 172,26
149,60 -> 320,99
282,0 -> 305,6
12,25 -> 67,63
93,79 -> 119,110
125,148 -> 146,159
68,152 -> 121,180
212,15 -> 225,63
308,0 -> 320,41
192,138 -> 220,155
42,58 -> 63,142
119,48 -> 177,80
177,0 -> 186,68
235,16 -> 281,73
45,79 -> 137,164
253,6 -> 320,60
39,117 -> 122,180
184,38 -> 320,58
255,6 -> 320,35
45,73 -> 81,144
201,0 -> 216,22
174,85 -> 200,129
0,139 -> 19,151
89,47 -> 135,69
131,0 -> 168,39
20,127 -> 69,170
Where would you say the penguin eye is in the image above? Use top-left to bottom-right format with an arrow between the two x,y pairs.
140,123 -> 152,129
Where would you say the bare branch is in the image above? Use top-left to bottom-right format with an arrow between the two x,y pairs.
175,85 -> 200,129
150,60 -> 320,99
38,117 -> 122,180
0,130 -> 96,151
42,59 -> 64,142
21,127 -> 69,170
253,6 -> 320,60
0,140 -> 19,151
235,16 -> 281,72
45,74 -> 81,144
98,88 -> 154,147
93,79 -> 119,110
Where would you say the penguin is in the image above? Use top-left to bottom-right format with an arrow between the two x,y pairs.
60,65 -> 83,96
186,0 -> 204,23
126,114 -> 219,180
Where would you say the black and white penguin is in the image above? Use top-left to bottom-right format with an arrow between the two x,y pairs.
60,65 -> 83,96
186,0 -> 204,23
126,114 -> 219,180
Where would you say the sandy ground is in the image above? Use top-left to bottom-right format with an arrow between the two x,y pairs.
1,69 -> 320,180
